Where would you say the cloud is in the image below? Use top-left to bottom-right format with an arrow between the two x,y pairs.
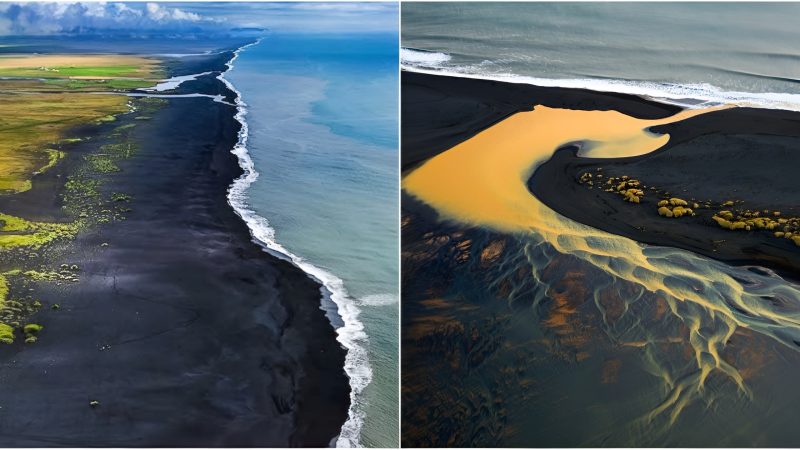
0,2 -> 399,36
183,2 -> 398,34
0,2 -> 222,35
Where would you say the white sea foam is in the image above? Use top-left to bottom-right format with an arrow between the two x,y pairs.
219,39 -> 371,448
401,49 -> 800,112
141,71 -> 213,92
359,293 -> 398,307
400,47 -> 451,68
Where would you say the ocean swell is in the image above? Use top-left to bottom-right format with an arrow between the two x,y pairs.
400,47 -> 800,112
219,40 -> 371,448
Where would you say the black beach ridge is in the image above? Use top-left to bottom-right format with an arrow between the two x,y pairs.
402,70 -> 800,280
0,48 -> 349,446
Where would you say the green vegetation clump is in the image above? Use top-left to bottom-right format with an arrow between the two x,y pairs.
110,193 -> 131,202
712,209 -> 796,241
94,115 -> 117,124
0,323 -> 13,344
18,268 -> 78,284
136,97 -> 168,108
0,212 -> 34,232
23,323 -> 43,343
585,172 -> 647,205
85,155 -> 120,173
586,169 -> 800,246
0,213 -> 77,251
36,149 -> 65,175
657,198 -> 694,218
23,323 -> 43,334
0,288 -> 44,344
64,176 -> 101,200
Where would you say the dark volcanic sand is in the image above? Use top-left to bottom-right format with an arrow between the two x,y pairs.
0,54 -> 348,446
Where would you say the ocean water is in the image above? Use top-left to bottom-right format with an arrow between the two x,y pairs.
402,2 -> 800,110
225,34 -> 398,447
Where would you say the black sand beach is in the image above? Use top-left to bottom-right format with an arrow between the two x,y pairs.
0,52 -> 348,446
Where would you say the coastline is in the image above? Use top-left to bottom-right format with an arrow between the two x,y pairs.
0,48 -> 349,446
220,40 -> 371,448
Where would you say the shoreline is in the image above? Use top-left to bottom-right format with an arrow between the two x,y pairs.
219,40 -> 369,447
0,48 -> 349,446
399,61 -> 800,112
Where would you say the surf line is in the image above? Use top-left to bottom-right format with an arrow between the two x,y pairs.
218,39 -> 372,448
400,58 -> 800,112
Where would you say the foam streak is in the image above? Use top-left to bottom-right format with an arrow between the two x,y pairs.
401,48 -> 800,112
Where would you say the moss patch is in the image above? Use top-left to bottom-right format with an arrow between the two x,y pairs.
0,323 -> 13,344
85,154 -> 121,173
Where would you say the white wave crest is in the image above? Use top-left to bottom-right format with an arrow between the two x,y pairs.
219,39 -> 371,448
400,47 -> 451,68
401,53 -> 800,112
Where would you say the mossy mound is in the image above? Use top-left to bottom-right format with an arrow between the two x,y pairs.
578,169 -> 800,246
592,173 -> 646,204
711,207 -> 798,244
0,323 -> 13,344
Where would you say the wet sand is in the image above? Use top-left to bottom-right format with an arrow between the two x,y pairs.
0,52 -> 348,446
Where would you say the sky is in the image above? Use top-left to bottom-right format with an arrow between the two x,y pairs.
0,2 -> 398,36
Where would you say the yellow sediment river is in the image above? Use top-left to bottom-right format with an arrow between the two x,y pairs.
404,104 -> 800,432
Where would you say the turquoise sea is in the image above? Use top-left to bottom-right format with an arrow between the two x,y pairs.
225,33 -> 398,447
